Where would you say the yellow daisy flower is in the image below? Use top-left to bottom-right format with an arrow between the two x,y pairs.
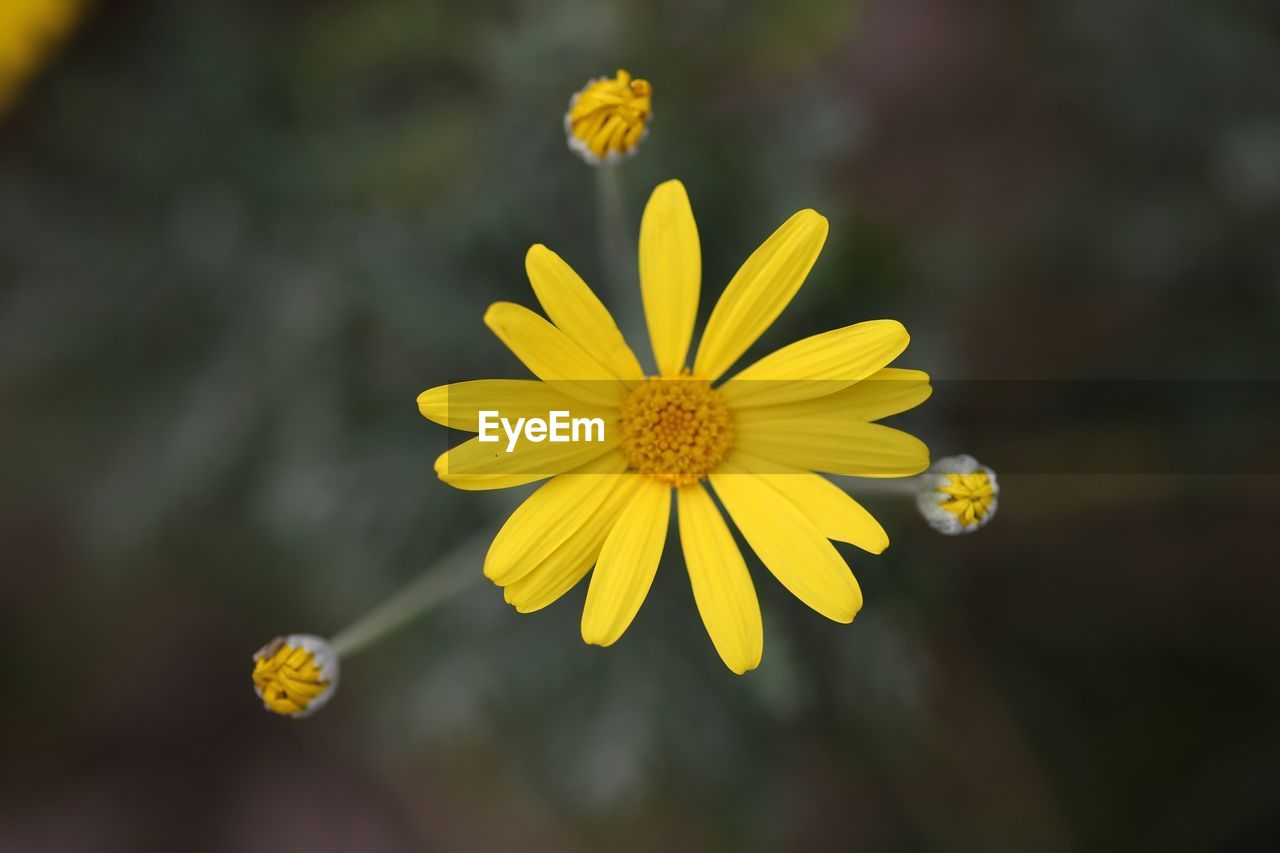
418,180 -> 932,674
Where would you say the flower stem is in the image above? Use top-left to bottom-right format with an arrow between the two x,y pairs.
594,164 -> 644,344
329,531 -> 490,659
838,475 -> 924,496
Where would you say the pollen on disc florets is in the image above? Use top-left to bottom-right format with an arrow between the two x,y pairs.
252,634 -> 339,718
564,69 -> 652,165
620,377 -> 733,487
917,454 -> 999,535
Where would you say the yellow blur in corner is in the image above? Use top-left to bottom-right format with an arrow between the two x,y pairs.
0,0 -> 84,117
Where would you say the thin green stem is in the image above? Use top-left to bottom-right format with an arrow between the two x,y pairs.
329,530 -> 490,659
836,475 -> 924,496
594,164 -> 645,346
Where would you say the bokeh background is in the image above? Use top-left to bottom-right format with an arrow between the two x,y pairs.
3,1 -> 1279,851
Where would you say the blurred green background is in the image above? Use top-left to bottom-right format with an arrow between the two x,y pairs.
2,1 -> 1278,851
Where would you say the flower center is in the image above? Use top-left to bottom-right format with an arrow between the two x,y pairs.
252,637 -> 332,717
619,377 -> 733,487
937,472 -> 995,527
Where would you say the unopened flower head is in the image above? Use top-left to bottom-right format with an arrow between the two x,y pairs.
916,454 -> 998,535
252,634 -> 339,718
565,69 -> 652,165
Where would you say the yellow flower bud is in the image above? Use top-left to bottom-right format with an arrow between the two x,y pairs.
252,634 -> 339,718
917,455 -> 999,535
564,69 -> 652,165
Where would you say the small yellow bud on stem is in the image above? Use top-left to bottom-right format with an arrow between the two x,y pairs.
565,69 -> 652,165
251,634 -> 339,718
916,454 -> 999,535
250,532 -> 487,718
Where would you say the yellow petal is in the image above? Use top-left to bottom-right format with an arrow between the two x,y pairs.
693,209 -> 828,381
484,453 -> 628,586
434,431 -> 619,490
709,465 -> 862,623
677,482 -> 763,674
484,302 -> 628,406
719,320 -> 909,408
728,451 -> 888,554
417,379 -> 614,431
525,245 -> 645,383
503,474 -> 645,613
731,368 -> 932,426
735,417 -> 929,478
639,180 -> 700,376
581,477 -> 671,646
